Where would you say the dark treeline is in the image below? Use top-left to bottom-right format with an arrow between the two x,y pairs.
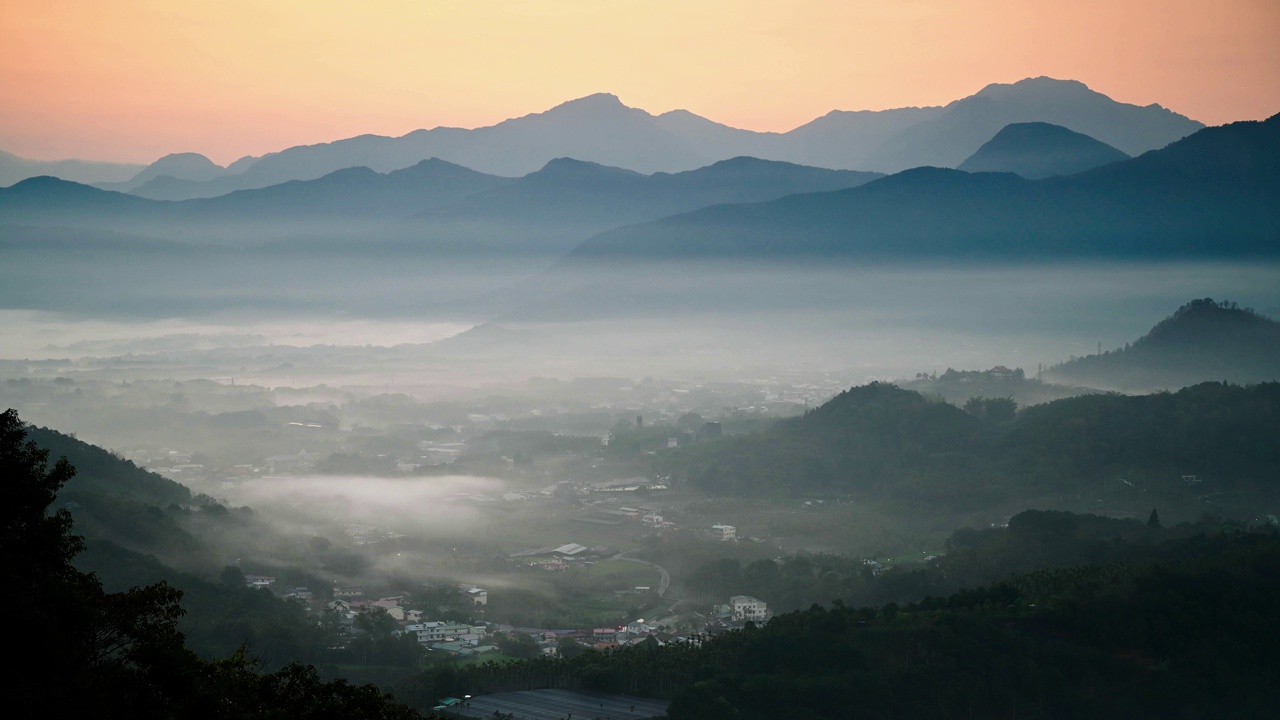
22,422 -> 363,670
658,381 -> 1280,508
2,409 -> 424,719
403,526 -> 1280,718
677,508 -> 1267,616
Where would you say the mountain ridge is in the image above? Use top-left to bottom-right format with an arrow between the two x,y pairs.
86,77 -> 1203,200
564,113 -> 1279,263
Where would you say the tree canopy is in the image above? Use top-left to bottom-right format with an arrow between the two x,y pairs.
0,408 -> 423,719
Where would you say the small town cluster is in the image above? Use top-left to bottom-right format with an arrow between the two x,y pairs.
240,521 -> 772,661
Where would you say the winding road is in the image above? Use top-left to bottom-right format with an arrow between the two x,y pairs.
613,550 -> 671,598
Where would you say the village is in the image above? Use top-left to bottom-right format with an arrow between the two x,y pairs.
239,517 -> 773,664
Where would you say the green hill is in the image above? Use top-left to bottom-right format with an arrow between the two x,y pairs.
2,408 -> 420,718
1045,298 -> 1280,390
660,381 -> 1280,509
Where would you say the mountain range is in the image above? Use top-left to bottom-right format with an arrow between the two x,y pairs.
384,156 -> 882,255
566,112 -> 1280,264
0,149 -> 143,188
0,156 -> 881,250
1,77 -> 1201,200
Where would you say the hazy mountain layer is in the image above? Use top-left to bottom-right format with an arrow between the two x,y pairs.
106,77 -> 1202,200
567,114 -> 1280,263
0,159 -> 512,245
1044,299 -> 1280,390
0,156 -> 878,251
864,77 -> 1199,172
94,152 -> 228,193
384,156 -> 882,255
0,148 -> 144,188
958,122 -> 1130,178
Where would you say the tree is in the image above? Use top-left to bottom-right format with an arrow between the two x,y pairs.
1147,508 -> 1162,529
496,631 -> 542,659
557,635 -> 588,659
1,409 -> 424,718
221,564 -> 247,588
2,409 -> 193,716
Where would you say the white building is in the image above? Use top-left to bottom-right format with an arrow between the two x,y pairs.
711,524 -> 737,541
729,595 -> 769,622
407,621 -> 486,645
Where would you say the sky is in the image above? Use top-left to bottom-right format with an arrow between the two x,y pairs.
2,0 -> 1277,165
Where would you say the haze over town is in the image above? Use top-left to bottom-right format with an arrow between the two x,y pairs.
3,2 -> 1279,718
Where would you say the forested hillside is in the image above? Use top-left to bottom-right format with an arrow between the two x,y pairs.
403,523 -> 1280,719
660,381 -> 1280,507
1045,298 -> 1280,390
2,409 -> 423,718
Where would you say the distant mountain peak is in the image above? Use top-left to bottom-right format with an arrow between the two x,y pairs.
1045,299 -> 1280,390
10,175 -> 98,193
546,93 -> 632,116
658,108 -> 700,120
958,122 -> 1129,178
1142,298 -> 1275,345
532,157 -> 643,177
974,76 -> 1095,100
152,151 -> 218,165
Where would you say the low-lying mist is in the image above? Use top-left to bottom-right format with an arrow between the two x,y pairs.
225,474 -> 507,537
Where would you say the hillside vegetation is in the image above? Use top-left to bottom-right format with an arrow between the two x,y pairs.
1046,298 -> 1280,390
659,381 -> 1280,509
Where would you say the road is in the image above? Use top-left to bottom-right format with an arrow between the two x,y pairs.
449,688 -> 668,720
613,550 -> 671,597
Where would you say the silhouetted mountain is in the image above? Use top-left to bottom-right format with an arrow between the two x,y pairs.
770,107 -> 948,169
0,149 -> 144,187
1045,299 -> 1280,390
26,424 -> 193,506
567,114 -> 1280,263
129,79 -> 1203,199
0,153 -> 883,254
387,156 -> 882,255
141,93 -> 711,199
0,159 -> 511,245
190,158 -> 509,222
0,175 -> 157,224
864,77 -> 1201,172
650,109 -> 776,160
96,152 -> 227,192
958,122 -> 1129,178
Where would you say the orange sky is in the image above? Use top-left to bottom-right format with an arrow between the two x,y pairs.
2,0 -> 1277,165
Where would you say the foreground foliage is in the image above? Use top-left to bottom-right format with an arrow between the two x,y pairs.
0,409 -> 422,719
405,527 -> 1280,718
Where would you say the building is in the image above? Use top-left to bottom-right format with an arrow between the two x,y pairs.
553,543 -> 589,557
408,622 -> 487,645
729,595 -> 769,622
462,586 -> 489,606
711,524 -> 737,541
369,598 -> 405,621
